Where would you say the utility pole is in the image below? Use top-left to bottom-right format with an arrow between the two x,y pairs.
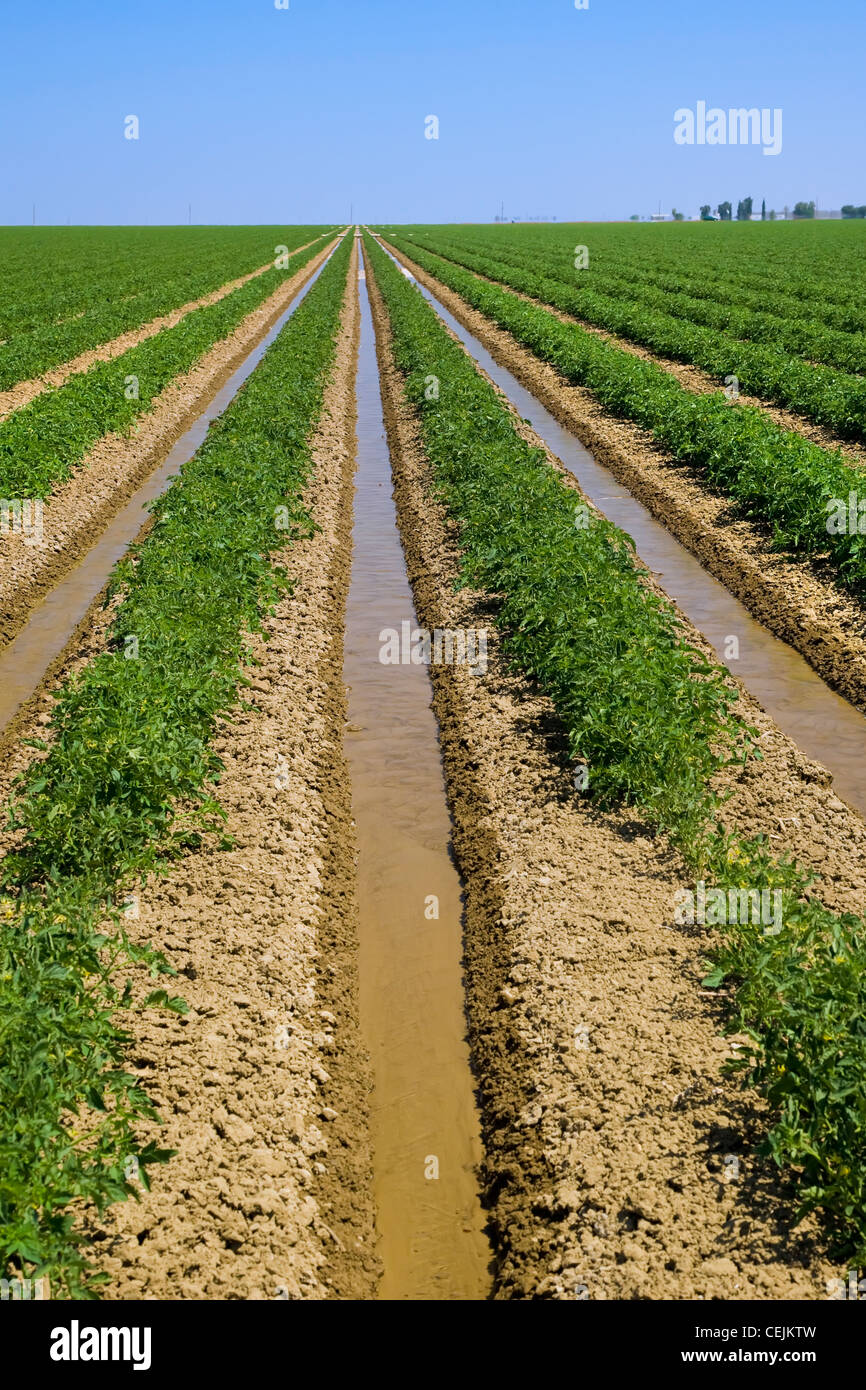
188,203 -> 192,225
32,202 -> 36,226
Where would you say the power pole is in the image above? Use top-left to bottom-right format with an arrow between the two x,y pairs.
188,203 -> 192,225
32,202 -> 36,226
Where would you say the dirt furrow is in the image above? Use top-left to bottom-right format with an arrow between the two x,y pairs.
0,233 -> 333,423
378,238 -> 866,718
0,237 -> 342,652
365,240 -> 863,1300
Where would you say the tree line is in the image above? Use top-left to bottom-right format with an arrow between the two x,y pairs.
698,199 -> 866,221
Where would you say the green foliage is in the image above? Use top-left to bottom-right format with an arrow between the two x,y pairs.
381,233 -> 866,593
0,235 -> 335,500
391,220 -> 866,353
706,837 -> 866,1261
0,233 -> 352,1296
0,226 -> 336,390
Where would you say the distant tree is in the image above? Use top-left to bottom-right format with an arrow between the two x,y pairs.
716,201 -> 732,221
699,204 -> 712,220
842,204 -> 866,218
761,198 -> 767,220
671,208 -> 685,221
629,214 -> 640,220
793,201 -> 816,218
736,196 -> 753,220
769,208 -> 777,221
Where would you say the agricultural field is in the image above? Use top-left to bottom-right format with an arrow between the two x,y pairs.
3,215 -> 866,1321
0,227 -> 335,397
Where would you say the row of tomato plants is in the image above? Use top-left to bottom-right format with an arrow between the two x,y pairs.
1,236 -> 339,500
366,229 -> 866,1264
0,232 -> 352,1297
381,233 -> 866,591
390,230 -> 866,443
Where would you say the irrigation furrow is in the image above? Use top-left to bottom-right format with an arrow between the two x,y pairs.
346,254 -> 491,1299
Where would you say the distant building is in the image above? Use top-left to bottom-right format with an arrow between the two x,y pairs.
816,209 -> 842,219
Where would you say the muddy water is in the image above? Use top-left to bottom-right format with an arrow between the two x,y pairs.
345,266 -> 491,1300
375,242 -> 866,820
0,242 -> 344,737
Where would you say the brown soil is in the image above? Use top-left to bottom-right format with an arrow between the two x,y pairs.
379,239 -> 866,718
0,237 -> 342,652
407,241 -> 866,467
0,234 -> 331,422
2,241 -> 379,1300
365,240 -> 861,1300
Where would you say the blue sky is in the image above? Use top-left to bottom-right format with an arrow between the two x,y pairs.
1,0 -> 861,224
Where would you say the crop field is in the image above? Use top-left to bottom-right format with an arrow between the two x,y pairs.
0,227 -> 335,395
2,216 -> 866,1316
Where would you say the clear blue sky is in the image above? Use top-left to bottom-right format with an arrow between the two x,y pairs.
1,0 -> 862,224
